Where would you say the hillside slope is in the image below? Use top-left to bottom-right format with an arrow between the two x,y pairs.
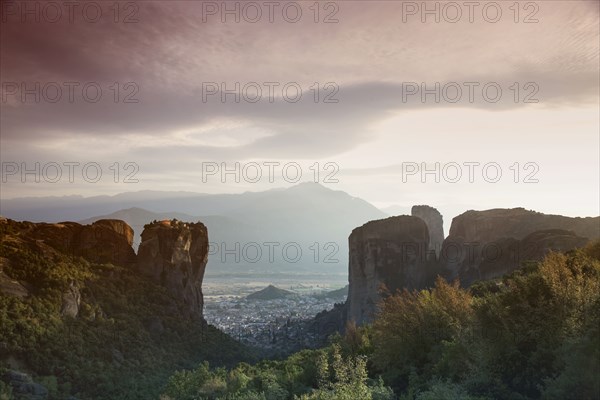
0,218 -> 254,400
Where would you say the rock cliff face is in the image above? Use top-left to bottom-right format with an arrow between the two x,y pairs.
137,220 -> 208,317
347,215 -> 435,325
345,207 -> 599,326
1,218 -> 209,318
441,208 -> 599,285
445,229 -> 589,285
411,205 -> 444,257
25,219 -> 136,267
1,218 -> 137,318
445,208 -> 599,244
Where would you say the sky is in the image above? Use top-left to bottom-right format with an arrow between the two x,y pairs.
1,0 -> 599,221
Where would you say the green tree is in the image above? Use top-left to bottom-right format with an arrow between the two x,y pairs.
372,277 -> 473,392
296,345 -> 381,400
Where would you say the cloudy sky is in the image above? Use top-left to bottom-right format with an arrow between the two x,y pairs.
1,0 -> 598,220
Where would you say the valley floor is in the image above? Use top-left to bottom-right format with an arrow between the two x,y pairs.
203,278 -> 346,355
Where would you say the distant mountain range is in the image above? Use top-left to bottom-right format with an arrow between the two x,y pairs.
1,183 -> 388,274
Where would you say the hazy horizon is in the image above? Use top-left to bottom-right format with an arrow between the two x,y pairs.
1,182 -> 598,230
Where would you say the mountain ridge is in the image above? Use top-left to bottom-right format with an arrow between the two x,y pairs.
3,184 -> 386,274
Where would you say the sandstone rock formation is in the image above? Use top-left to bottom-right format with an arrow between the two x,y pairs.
136,220 -> 208,317
441,208 -> 599,285
411,205 -> 444,258
445,208 -> 599,244
344,207 -> 599,326
470,229 -> 589,283
1,217 -> 209,318
1,218 -> 136,318
8,219 -> 137,268
347,215 -> 436,325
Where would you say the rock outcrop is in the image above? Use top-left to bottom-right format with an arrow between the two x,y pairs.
441,208 -> 599,285
1,217 -> 209,318
137,220 -> 208,317
1,218 -> 136,318
6,219 -> 137,268
445,208 -> 599,244
411,205 -> 444,258
345,207 -> 599,326
60,281 -> 81,318
470,229 -> 589,283
347,215 -> 436,325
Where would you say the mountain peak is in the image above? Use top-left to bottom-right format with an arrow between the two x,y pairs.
286,182 -> 336,193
